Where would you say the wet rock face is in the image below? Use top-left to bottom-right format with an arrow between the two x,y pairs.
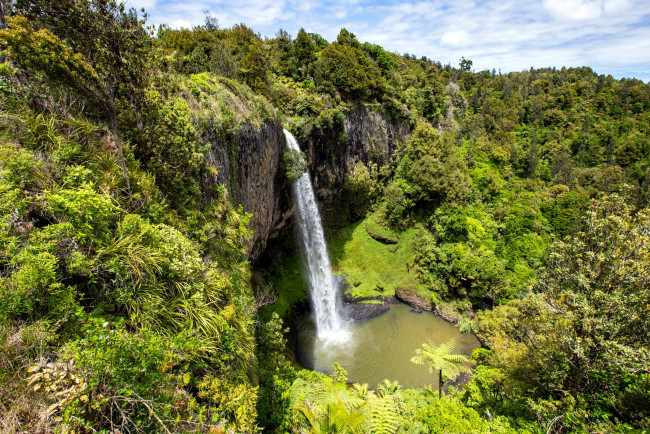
344,302 -> 391,321
203,121 -> 289,261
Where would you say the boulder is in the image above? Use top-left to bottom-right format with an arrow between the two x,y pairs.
395,287 -> 434,312
365,226 -> 398,244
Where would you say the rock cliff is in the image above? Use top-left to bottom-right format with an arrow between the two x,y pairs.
203,121 -> 291,261
302,108 -> 409,203
203,107 -> 410,261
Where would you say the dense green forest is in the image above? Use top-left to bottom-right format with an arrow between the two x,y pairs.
0,0 -> 648,432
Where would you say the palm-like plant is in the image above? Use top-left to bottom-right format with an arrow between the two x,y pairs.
299,400 -> 366,434
376,379 -> 401,397
410,339 -> 471,398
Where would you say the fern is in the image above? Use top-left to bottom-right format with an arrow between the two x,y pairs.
377,379 -> 401,397
410,339 -> 471,380
368,395 -> 402,434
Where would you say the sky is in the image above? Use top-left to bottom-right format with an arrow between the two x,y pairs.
125,0 -> 650,82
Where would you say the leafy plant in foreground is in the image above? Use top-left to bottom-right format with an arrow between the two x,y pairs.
411,339 -> 471,398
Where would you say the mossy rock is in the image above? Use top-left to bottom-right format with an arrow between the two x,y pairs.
364,214 -> 398,244
395,275 -> 434,311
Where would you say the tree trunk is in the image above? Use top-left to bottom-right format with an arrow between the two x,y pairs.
438,369 -> 443,399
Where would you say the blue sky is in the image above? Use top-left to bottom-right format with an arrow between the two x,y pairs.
126,0 -> 650,82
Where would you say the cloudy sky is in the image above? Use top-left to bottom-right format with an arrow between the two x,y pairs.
126,0 -> 650,82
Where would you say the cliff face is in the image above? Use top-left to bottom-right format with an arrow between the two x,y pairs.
303,108 -> 409,203
203,121 -> 291,261
203,107 -> 409,261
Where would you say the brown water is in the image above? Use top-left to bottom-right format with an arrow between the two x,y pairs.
296,303 -> 480,389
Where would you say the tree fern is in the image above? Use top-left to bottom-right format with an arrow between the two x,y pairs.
298,400 -> 366,434
411,339 -> 471,398
377,379 -> 401,397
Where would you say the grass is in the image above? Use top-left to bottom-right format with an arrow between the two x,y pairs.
364,213 -> 399,244
360,299 -> 385,304
264,212 -> 429,316
328,213 -> 427,299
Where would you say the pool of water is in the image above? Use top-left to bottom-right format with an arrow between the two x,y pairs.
295,303 -> 480,389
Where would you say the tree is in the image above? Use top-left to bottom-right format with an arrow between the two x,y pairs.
294,28 -> 315,77
536,190 -> 650,396
313,29 -> 382,100
241,44 -> 268,94
411,339 -> 471,398
273,29 -> 294,76
474,191 -> 650,429
1,0 -> 154,193
336,28 -> 360,48
459,56 -> 473,72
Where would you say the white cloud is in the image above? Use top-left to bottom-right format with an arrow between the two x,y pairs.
542,0 -> 632,21
170,18 -> 191,28
441,30 -> 470,46
124,0 -> 158,10
543,0 -> 604,21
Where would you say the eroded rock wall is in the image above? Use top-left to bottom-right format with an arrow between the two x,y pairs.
303,107 -> 410,203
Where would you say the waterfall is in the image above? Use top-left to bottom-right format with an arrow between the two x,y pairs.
284,129 -> 349,343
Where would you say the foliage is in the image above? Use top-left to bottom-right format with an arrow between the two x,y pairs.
299,400 -> 366,434
416,397 -> 489,433
283,147 -> 308,183
2,1 -> 650,432
411,339 -> 471,398
472,192 -> 650,431
26,316 -> 202,431
342,162 -> 377,220
125,89 -> 206,204
294,28 -> 315,78
314,29 -> 382,100
198,374 -> 259,433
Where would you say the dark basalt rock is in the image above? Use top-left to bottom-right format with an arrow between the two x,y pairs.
203,121 -> 288,261
343,302 -> 391,321
202,108 -> 410,262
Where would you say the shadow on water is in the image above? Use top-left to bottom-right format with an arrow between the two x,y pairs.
295,303 -> 480,390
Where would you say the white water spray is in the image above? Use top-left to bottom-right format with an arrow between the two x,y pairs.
284,129 -> 349,343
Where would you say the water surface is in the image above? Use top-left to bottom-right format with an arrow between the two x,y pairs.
296,304 -> 480,389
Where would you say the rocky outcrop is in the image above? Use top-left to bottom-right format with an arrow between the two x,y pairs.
203,121 -> 290,261
301,107 -> 409,203
395,287 -> 434,312
365,225 -> 398,244
344,302 -> 391,321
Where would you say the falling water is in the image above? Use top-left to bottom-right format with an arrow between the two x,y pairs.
284,129 -> 349,343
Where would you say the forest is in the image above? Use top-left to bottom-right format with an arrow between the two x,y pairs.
0,0 -> 648,432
